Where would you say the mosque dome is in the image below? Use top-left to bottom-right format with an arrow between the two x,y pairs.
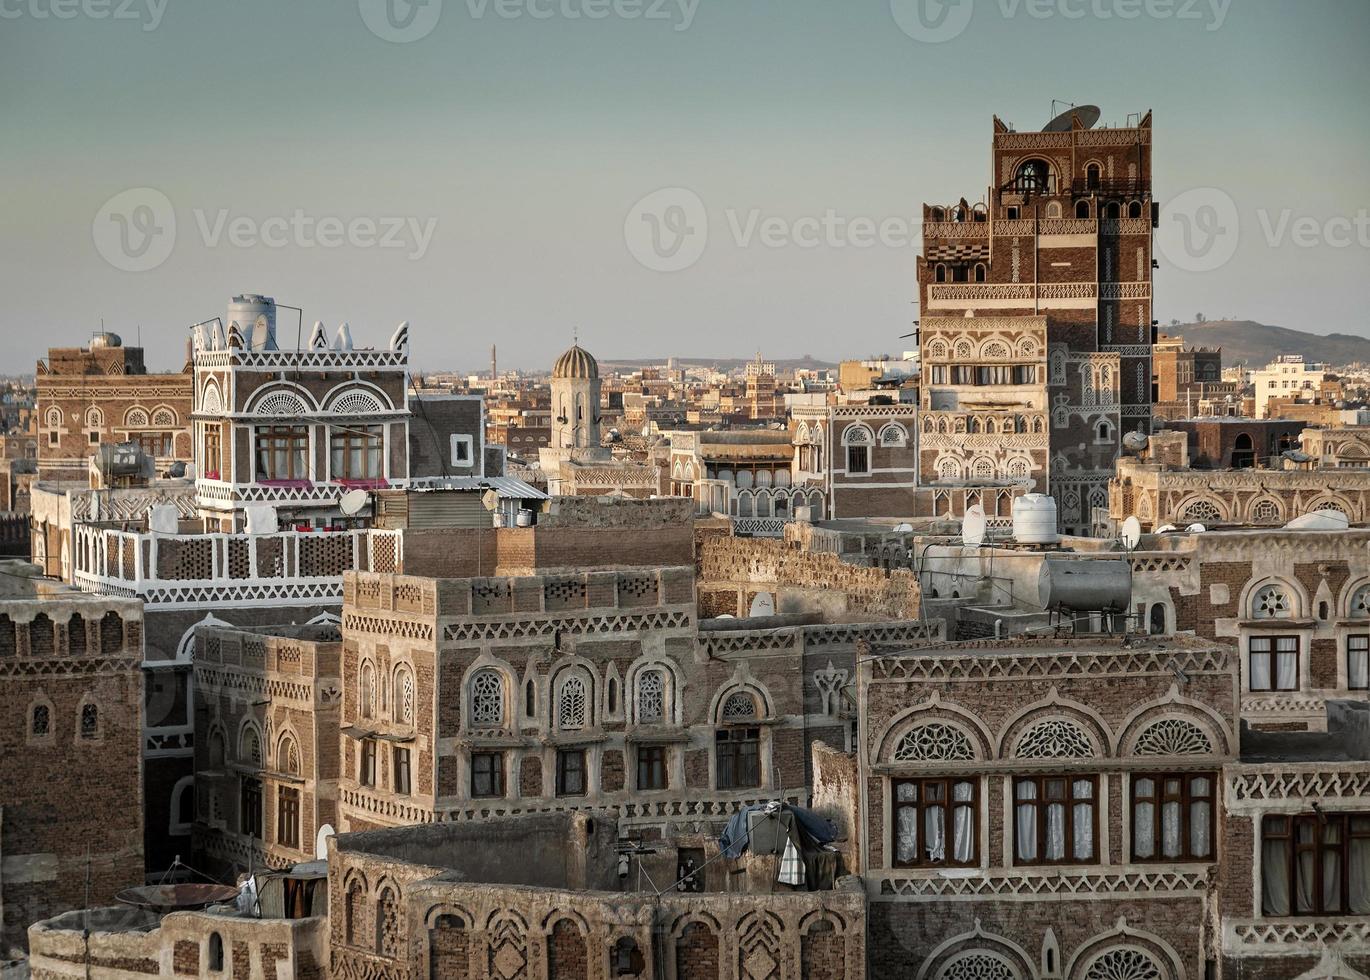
552,344 -> 599,380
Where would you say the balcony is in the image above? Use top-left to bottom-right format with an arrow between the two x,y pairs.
73,524 -> 402,610
926,281 -> 1150,311
1071,178 -> 1151,196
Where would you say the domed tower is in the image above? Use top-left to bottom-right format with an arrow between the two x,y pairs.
550,343 -> 601,451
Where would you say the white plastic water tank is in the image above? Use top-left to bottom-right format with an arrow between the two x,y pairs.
1012,493 -> 1060,545
227,294 -> 278,351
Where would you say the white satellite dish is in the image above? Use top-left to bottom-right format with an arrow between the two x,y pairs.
892,522 -> 914,533
962,504 -> 987,548
340,489 -> 369,517
1155,524 -> 1177,534
1185,523 -> 1207,533
1120,515 -> 1142,551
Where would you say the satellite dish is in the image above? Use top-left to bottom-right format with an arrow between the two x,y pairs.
1185,523 -> 1207,533
339,489 -> 368,516
315,824 -> 335,860
1121,515 -> 1142,551
1155,524 -> 1177,534
892,522 -> 914,533
1122,431 -> 1149,453
962,504 -> 987,548
1043,104 -> 1100,132
481,489 -> 501,512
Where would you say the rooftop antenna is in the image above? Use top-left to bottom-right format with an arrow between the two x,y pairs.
1043,102 -> 1100,132
963,504 -> 987,548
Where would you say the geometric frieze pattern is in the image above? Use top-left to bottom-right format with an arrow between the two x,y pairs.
0,654 -> 139,678
344,614 -> 434,641
875,868 -> 1208,900
1229,918 -> 1370,948
805,621 -> 944,647
702,632 -> 796,656
1228,768 -> 1370,803
434,790 -> 810,827
442,610 -> 691,643
870,646 -> 1230,682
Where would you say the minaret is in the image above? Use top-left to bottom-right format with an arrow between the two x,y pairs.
549,337 -> 601,452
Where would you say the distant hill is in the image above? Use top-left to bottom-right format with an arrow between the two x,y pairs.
598,355 -> 839,372
1167,320 -> 1370,368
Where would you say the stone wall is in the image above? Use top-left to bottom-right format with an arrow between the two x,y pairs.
697,537 -> 920,621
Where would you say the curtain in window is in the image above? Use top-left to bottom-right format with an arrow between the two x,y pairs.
895,807 -> 918,864
1133,779 -> 1155,859
1045,798 -> 1066,862
1250,649 -> 1272,689
1072,780 -> 1094,860
1276,637 -> 1298,689
1190,777 -> 1212,858
1296,821 -> 1316,913
1015,782 -> 1038,862
1162,791 -> 1182,859
952,781 -> 975,863
925,805 -> 946,863
1352,832 -> 1370,914
1323,821 -> 1344,912
1351,644 -> 1369,688
1262,836 -> 1290,915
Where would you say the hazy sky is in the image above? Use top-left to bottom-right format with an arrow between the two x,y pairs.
2,0 -> 1368,374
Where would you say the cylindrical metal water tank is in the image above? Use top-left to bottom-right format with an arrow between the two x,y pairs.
1037,558 -> 1132,612
1012,493 -> 1060,544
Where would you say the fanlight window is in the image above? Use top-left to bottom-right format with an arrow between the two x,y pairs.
45,408 -> 62,428
980,341 -> 1010,360
330,389 -> 387,415
1350,585 -> 1370,618
254,390 -> 311,417
636,669 -> 665,723
152,408 -> 177,426
1015,719 -> 1094,759
558,675 -> 589,729
971,458 -> 995,480
125,408 -> 149,427
721,691 -> 757,721
1251,584 -> 1292,619
1251,499 -> 1280,522
1180,499 -> 1222,523
937,457 -> 962,481
1006,457 -> 1031,479
469,669 -> 505,727
242,729 -> 262,767
937,952 -> 1020,980
1133,718 -> 1212,756
842,425 -> 873,446
1081,948 -> 1163,980
892,722 -> 974,762
879,424 -> 907,448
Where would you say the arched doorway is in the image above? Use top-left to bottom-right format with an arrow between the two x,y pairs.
1232,433 -> 1255,469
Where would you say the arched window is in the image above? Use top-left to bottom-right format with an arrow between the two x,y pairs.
208,729 -> 226,769
207,933 -> 224,972
278,734 -> 300,775
1097,420 -> 1112,442
1127,200 -> 1143,219
1251,584 -> 1292,619
1149,604 -> 1167,635
936,951 -> 1021,980
935,264 -> 947,283
721,691 -> 757,722
879,424 -> 907,448
557,675 -> 588,730
637,669 -> 666,724
937,457 -> 962,481
29,614 -> 54,656
892,722 -> 974,762
346,881 -> 365,946
85,407 -> 103,429
394,666 -> 414,726
241,727 -> 262,768
67,615 -> 86,656
1133,718 -> 1212,756
1014,159 -> 1051,194
99,611 -> 123,653
376,887 -> 399,957
470,669 -> 506,727
80,702 -> 99,739
973,263 -> 987,283
1105,201 -> 1121,219
125,407 -> 149,427
1075,200 -> 1091,219
45,407 -> 62,429
1180,499 -> 1222,524
525,678 -> 537,719
152,407 -> 178,426
971,457 -> 994,480
1081,948 -> 1163,980
360,662 -> 375,719
1015,719 -> 1094,759
1085,163 -> 1101,189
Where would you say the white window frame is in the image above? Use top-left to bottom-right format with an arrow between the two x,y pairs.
450,434 -> 474,467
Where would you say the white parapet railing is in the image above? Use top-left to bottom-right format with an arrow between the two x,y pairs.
73,525 -> 403,610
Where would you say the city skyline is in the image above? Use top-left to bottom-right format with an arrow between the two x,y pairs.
2,0 -> 1369,374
